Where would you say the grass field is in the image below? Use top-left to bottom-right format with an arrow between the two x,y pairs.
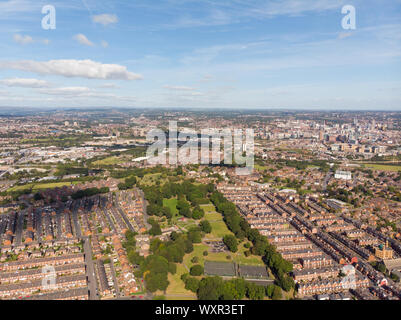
185,244 -> 230,269
138,173 -> 168,186
363,164 -> 401,172
203,204 -> 233,239
200,204 -> 216,212
255,164 -> 269,172
208,220 -> 232,238
92,156 -> 123,166
163,198 -> 179,216
163,264 -> 196,299
204,211 -> 223,221
176,219 -> 198,231
8,181 -> 80,192
234,242 -> 265,266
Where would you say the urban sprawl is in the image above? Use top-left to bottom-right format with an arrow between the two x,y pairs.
0,109 -> 400,301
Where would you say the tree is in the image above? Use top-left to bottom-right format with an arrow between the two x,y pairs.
276,274 -> 294,292
34,192 -> 44,201
227,278 -> 246,300
149,219 -> 162,236
221,281 -> 236,300
390,272 -> 400,283
162,206 -> 172,219
190,265 -> 204,276
197,277 -> 224,300
145,272 -> 169,292
199,220 -> 212,234
246,282 -> 265,300
223,235 -> 238,253
271,285 -> 282,300
266,285 -> 275,298
185,277 -> 200,293
188,229 -> 202,243
127,251 -> 144,266
180,207 -> 192,218
168,262 -> 177,274
192,207 -> 205,220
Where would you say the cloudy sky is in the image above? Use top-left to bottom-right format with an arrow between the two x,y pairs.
0,0 -> 400,109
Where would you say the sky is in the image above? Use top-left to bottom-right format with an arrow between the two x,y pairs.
0,0 -> 400,110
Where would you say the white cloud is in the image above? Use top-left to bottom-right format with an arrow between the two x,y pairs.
13,34 -> 50,45
39,87 -> 91,96
162,0 -> 347,29
249,0 -> 346,17
0,0 -> 39,17
13,34 -> 33,45
92,14 -> 118,26
0,59 -> 143,80
0,78 -> 50,88
163,85 -> 196,91
37,86 -> 137,102
98,83 -> 119,89
73,34 -> 94,46
101,40 -> 109,48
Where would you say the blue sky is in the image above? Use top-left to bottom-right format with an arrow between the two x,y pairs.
0,0 -> 400,109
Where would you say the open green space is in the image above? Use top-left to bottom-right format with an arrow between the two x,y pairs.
363,164 -> 401,172
164,264 -> 196,298
92,156 -> 123,166
163,198 -> 179,216
7,181 -> 80,192
138,173 -> 169,186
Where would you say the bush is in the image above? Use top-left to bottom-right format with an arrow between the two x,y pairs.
223,235 -> 238,253
192,207 -> 205,220
185,277 -> 200,293
168,262 -> 177,275
190,265 -> 204,276
203,250 -> 209,256
188,230 -> 202,243
181,273 -> 189,282
199,220 -> 212,234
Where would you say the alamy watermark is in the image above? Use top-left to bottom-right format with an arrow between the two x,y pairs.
39,4 -> 355,33
42,5 -> 56,30
341,5 -> 356,30
41,265 -> 57,290
146,121 -> 254,176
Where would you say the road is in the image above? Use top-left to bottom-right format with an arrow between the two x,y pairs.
117,207 -> 135,232
138,189 -> 151,230
71,210 -> 82,238
83,237 -> 99,300
109,260 -> 121,298
322,172 -> 332,191
102,208 -> 117,234
14,211 -> 25,245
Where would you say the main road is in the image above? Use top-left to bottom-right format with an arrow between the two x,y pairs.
83,237 -> 99,300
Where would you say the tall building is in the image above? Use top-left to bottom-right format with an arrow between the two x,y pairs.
375,241 -> 393,260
